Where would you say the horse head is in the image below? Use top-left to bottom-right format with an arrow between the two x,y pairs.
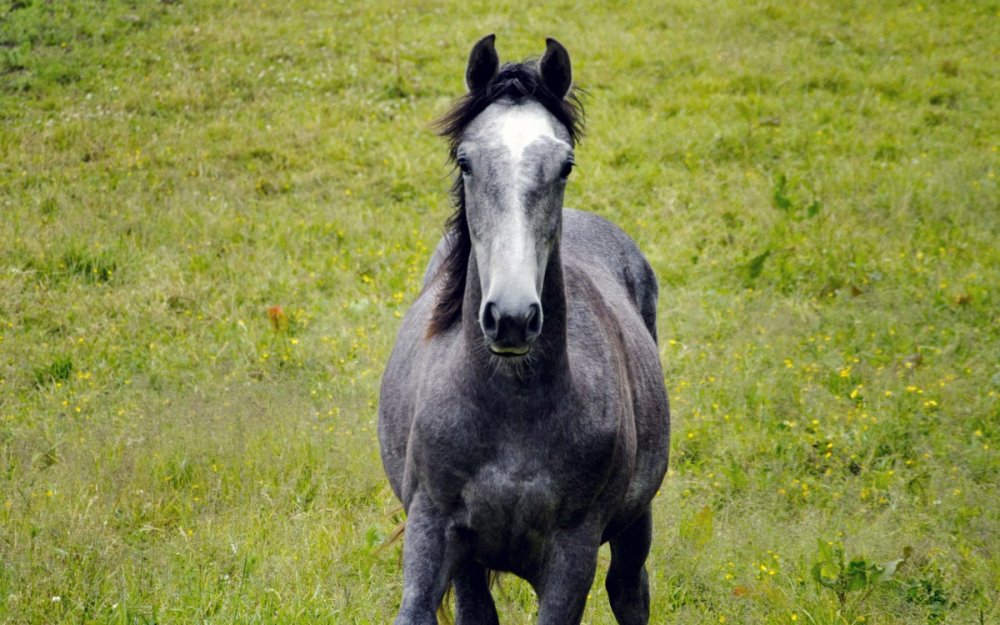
436,35 -> 582,357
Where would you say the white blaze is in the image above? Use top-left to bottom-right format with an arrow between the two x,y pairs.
471,102 -> 568,330
489,103 -> 560,290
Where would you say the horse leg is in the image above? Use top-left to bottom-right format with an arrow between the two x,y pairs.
605,508 -> 652,625
394,492 -> 467,625
453,561 -> 499,625
535,525 -> 601,625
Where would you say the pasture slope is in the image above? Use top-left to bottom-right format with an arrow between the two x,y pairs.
1,1 -> 997,623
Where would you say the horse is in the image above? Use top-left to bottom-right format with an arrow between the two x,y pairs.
378,35 -> 670,625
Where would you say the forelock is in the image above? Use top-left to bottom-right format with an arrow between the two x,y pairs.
435,61 -> 584,161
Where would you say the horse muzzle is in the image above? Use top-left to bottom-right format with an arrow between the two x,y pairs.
481,300 -> 542,356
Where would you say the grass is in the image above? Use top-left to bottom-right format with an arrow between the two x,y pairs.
1,0 -> 998,623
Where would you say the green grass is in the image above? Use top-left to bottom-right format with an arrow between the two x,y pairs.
1,0 -> 998,623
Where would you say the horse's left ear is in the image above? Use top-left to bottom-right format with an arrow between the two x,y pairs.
539,38 -> 572,99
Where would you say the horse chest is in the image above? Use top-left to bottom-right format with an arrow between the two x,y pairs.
467,458 -> 557,519
411,401 -> 623,559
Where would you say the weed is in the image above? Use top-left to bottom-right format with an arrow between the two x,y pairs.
33,356 -> 73,387
811,541 -> 910,609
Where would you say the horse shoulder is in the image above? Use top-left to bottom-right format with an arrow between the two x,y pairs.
378,284 -> 458,501
400,354 -> 493,508
561,267 -> 640,436
561,246 -> 669,519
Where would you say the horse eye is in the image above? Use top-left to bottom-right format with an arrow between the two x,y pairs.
458,157 -> 472,175
559,161 -> 574,179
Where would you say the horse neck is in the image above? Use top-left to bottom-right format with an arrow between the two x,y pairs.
461,237 -> 569,380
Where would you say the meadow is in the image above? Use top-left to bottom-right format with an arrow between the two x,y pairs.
1,0 -> 998,623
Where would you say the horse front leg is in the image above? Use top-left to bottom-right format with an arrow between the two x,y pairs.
453,561 -> 499,625
394,491 -> 467,625
605,508 -> 652,625
535,524 -> 602,625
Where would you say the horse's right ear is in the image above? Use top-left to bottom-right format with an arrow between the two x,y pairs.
466,34 -> 499,92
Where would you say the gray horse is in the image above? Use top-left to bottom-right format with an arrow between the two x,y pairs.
378,35 -> 670,625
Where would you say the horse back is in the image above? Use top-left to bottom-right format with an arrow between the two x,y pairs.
561,209 -> 659,343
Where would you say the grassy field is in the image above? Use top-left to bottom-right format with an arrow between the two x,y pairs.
1,0 -> 998,623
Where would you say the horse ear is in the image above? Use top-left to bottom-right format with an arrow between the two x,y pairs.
466,34 -> 499,92
539,37 -> 572,99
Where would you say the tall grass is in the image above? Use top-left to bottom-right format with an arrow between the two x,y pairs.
1,1 -> 997,623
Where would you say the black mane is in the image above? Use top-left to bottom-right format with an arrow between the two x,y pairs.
426,61 -> 584,337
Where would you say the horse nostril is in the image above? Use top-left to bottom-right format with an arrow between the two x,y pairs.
525,303 -> 542,340
482,302 -> 500,340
